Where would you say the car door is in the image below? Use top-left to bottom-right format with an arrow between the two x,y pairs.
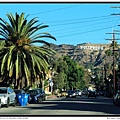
41,89 -> 45,99
8,88 -> 15,103
11,88 -> 15,102
7,87 -> 12,103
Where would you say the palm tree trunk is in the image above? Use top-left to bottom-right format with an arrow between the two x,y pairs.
27,79 -> 30,87
18,79 -> 21,89
42,80 -> 44,90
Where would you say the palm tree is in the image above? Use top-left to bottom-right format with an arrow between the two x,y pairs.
0,12 -> 56,89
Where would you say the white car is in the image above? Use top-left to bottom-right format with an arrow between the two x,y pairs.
0,87 -> 16,107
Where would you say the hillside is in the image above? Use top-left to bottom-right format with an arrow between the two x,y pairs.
50,43 -> 116,69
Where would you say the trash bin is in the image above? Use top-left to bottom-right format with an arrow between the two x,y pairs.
24,94 -> 29,105
17,94 -> 29,106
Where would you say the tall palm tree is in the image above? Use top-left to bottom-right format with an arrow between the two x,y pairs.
0,12 -> 56,89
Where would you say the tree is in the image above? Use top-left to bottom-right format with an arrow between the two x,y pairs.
52,57 -> 68,91
91,67 -> 104,90
50,55 -> 87,91
0,13 -> 56,89
63,56 -> 85,90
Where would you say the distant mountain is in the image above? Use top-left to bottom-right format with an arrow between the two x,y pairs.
50,43 -> 116,68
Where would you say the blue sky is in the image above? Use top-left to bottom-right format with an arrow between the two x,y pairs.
1,3 -> 120,46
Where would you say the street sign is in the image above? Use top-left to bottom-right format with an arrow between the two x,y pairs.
50,82 -> 53,86
48,78 -> 52,83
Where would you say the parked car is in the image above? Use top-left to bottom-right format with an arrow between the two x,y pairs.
0,87 -> 16,107
96,90 -> 100,96
99,90 -> 105,96
56,92 -> 61,97
14,89 -> 30,105
37,88 -> 46,101
60,91 -> 67,97
87,90 -> 97,98
75,89 -> 82,96
66,90 -> 76,98
82,90 -> 88,96
113,90 -> 120,106
27,89 -> 43,103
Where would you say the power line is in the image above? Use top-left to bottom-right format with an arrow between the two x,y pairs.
48,16 -> 116,26
30,5 -> 80,16
44,15 -> 111,23
56,25 -> 118,38
49,19 -> 119,34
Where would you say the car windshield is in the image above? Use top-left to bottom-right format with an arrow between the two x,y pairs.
75,90 -> 80,92
14,90 -> 22,94
27,90 -> 38,95
67,90 -> 74,93
0,89 -> 7,94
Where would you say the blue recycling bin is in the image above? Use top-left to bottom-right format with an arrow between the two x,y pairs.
17,94 -> 29,106
24,94 -> 30,105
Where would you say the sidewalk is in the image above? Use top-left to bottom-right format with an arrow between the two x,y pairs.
46,95 -> 57,99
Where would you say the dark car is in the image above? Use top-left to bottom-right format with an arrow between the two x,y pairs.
14,89 -> 30,105
98,90 -> 105,96
113,90 -> 120,106
14,89 -> 25,95
37,88 -> 46,101
75,89 -> 82,96
87,90 -> 97,98
27,89 -> 43,103
66,90 -> 76,98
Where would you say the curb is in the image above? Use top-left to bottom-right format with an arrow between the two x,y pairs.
46,95 -> 57,99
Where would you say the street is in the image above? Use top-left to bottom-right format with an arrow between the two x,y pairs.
0,95 -> 120,115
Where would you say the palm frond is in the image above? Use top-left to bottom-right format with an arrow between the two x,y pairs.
1,53 -> 8,75
7,46 -> 16,70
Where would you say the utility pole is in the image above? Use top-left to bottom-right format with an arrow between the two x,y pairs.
107,6 -> 120,95
106,32 -> 120,95
111,6 -> 120,16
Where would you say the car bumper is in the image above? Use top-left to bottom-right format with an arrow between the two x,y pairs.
67,95 -> 76,97
0,97 -> 7,105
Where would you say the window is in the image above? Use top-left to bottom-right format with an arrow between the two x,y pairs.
0,89 -> 7,94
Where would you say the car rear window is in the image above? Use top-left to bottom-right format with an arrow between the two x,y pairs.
28,90 -> 38,95
14,90 -> 21,94
0,89 -> 7,93
68,90 -> 74,93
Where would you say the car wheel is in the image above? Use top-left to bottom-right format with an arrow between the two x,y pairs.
116,100 -> 119,106
43,96 -> 46,101
113,100 -> 116,105
37,97 -> 42,103
13,99 -> 17,107
0,99 -> 1,109
6,98 -> 10,108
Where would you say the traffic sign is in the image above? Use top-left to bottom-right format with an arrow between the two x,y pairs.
50,82 -> 53,86
48,78 -> 52,83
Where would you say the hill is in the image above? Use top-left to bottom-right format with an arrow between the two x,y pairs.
50,43 -> 116,69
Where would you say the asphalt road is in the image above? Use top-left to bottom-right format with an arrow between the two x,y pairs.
0,95 -> 120,116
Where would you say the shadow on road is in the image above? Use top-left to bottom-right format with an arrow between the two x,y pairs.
25,96 -> 120,115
